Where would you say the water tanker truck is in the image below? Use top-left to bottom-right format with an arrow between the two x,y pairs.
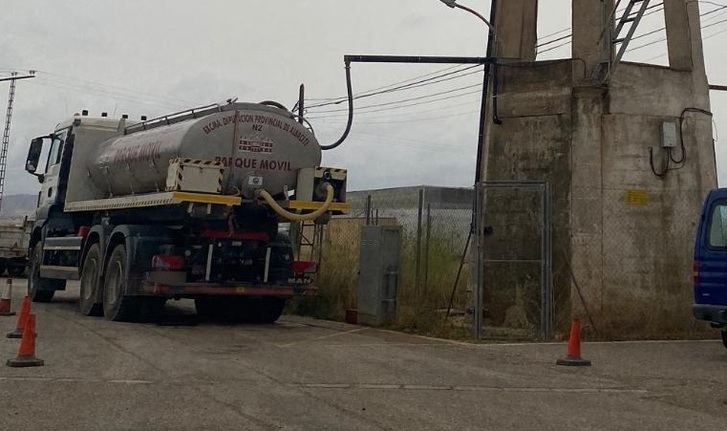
23,101 -> 349,322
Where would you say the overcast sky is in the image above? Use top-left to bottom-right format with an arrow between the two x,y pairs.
1,0 -> 725,196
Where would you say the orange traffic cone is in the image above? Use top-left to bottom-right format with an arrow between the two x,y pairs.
6,296 -> 31,338
0,279 -> 14,316
6,313 -> 43,367
556,319 -> 591,366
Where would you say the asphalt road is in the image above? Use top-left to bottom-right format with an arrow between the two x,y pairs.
0,279 -> 726,430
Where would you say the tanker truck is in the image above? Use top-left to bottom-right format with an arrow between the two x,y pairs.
22,101 -> 349,322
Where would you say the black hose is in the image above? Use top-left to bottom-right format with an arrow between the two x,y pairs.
320,62 -> 353,150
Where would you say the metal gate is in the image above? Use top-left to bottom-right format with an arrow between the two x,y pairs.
474,181 -> 552,340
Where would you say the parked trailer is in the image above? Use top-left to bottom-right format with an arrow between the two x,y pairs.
23,101 -> 348,322
0,217 -> 31,276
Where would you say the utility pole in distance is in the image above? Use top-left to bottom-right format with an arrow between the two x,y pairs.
0,71 -> 36,213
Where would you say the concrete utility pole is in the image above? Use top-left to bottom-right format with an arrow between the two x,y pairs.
0,71 -> 36,213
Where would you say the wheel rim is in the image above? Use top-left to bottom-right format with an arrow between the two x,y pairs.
81,256 -> 98,302
106,260 -> 123,307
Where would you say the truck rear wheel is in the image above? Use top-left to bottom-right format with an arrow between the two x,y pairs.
721,331 -> 727,351
194,297 -> 224,321
79,243 -> 103,316
102,244 -> 141,322
241,297 -> 287,324
194,297 -> 286,323
0,259 -> 6,276
28,242 -> 64,302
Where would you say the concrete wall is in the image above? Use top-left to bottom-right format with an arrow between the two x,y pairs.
483,59 -> 716,337
484,60 -> 574,331
477,0 -> 717,338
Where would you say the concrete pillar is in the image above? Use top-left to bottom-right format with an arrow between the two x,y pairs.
664,0 -> 706,74
494,0 -> 538,60
572,0 -> 614,79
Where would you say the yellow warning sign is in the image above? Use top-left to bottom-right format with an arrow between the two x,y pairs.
625,189 -> 648,206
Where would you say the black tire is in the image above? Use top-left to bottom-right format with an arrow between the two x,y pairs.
0,259 -> 6,276
102,244 -> 141,322
79,243 -> 103,316
194,297 -> 223,321
194,297 -> 285,323
28,242 -> 64,302
721,331 -> 727,351
8,265 -> 26,277
138,297 -> 167,322
243,297 -> 287,324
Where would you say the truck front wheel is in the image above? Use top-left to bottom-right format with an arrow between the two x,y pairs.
79,243 -> 103,316
28,243 -> 63,302
102,244 -> 141,322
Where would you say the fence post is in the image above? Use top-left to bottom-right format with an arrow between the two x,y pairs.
365,195 -> 372,225
544,183 -> 553,340
424,203 -> 431,293
415,188 -> 424,297
473,183 -> 483,340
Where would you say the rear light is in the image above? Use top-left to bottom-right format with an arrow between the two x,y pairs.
292,261 -> 317,274
693,261 -> 700,285
152,255 -> 185,271
77,226 -> 90,238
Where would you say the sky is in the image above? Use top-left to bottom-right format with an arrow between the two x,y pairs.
0,0 -> 725,196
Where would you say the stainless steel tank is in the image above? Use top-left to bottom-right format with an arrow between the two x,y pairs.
88,103 -> 321,199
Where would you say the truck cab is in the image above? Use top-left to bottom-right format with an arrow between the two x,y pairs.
693,188 -> 727,349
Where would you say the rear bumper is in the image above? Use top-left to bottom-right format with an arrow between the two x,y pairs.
143,281 -> 318,298
693,304 -> 727,325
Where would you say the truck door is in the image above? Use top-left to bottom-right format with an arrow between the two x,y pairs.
695,191 -> 727,306
38,129 -> 68,210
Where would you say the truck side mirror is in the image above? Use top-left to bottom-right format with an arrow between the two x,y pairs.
26,137 -> 46,183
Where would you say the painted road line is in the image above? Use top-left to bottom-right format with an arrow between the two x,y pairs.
0,376 -> 154,385
276,327 -> 367,348
291,383 -> 648,394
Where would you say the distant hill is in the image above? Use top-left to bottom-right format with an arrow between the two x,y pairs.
0,194 -> 37,218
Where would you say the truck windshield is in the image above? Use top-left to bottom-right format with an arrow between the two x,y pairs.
708,201 -> 727,248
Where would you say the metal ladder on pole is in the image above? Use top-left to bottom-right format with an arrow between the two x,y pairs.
0,73 -> 18,214
612,0 -> 652,67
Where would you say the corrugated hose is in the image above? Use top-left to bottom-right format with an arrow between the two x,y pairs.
258,184 -> 335,222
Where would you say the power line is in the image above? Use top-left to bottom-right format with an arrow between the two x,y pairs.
305,65 -> 482,109
307,89 -> 482,118
317,109 -> 479,125
627,16 -> 727,52
538,3 -> 727,56
34,70 -> 194,106
31,78 -> 181,110
537,1 -> 666,50
304,64 -> 468,102
307,82 -> 482,115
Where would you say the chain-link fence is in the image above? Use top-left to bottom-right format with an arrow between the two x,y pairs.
289,186 -> 474,337
288,183 -> 554,341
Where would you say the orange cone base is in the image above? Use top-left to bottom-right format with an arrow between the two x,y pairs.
6,329 -> 22,338
6,356 -> 44,368
556,356 -> 591,367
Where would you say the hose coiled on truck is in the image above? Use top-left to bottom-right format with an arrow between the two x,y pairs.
258,185 -> 335,222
